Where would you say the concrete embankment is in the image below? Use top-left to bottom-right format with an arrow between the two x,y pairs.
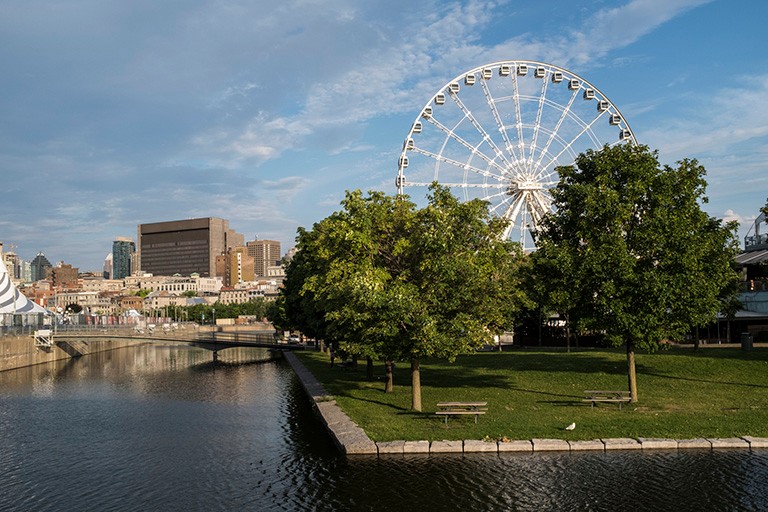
0,332 -> 147,372
282,351 -> 378,455
283,351 -> 768,457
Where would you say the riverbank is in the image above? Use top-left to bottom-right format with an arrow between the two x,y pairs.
288,347 -> 768,455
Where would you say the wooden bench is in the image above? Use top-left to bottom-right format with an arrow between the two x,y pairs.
583,390 -> 631,409
435,402 -> 488,423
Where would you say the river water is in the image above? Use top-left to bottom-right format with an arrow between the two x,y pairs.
1,344 -> 767,511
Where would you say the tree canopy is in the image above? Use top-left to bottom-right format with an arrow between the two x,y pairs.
274,185 -> 528,410
533,144 -> 740,401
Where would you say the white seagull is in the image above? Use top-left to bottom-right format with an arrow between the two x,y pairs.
565,422 -> 576,431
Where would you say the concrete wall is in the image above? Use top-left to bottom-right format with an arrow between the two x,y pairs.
0,333 -> 146,372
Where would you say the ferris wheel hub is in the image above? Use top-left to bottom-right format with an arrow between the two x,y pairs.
508,178 -> 543,193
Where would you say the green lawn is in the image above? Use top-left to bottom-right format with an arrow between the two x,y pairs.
296,347 -> 768,442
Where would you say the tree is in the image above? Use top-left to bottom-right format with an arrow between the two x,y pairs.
279,185 -> 528,410
528,245 -> 579,351
534,144 -> 740,401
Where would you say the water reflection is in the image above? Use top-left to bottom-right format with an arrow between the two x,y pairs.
1,345 -> 767,511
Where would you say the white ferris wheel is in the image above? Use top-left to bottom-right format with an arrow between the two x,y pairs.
396,60 -> 637,251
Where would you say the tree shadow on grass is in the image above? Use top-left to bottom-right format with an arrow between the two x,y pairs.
641,370 -> 768,390
505,385 -> 583,403
337,395 -> 410,413
446,349 -> 644,377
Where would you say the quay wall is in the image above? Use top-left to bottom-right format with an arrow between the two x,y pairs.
0,333 -> 147,372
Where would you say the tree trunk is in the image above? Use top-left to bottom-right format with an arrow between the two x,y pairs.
411,359 -> 422,412
384,360 -> 394,393
537,307 -> 543,346
564,312 -> 571,353
627,341 -> 638,402
366,357 -> 374,381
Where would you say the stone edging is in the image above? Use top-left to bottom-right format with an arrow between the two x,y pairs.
283,351 -> 378,454
282,351 -> 768,456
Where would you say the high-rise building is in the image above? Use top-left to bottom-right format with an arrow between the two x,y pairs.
137,217 -> 244,277
50,263 -> 79,289
227,247 -> 255,286
30,252 -> 52,282
247,239 -> 281,277
2,248 -> 19,280
103,253 -> 113,279
112,237 -> 135,279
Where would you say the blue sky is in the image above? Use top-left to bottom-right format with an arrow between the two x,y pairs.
1,0 -> 766,271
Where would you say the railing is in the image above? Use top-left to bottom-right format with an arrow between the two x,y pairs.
745,233 -> 768,248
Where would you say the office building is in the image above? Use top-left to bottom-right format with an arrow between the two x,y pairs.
138,217 -> 244,277
247,239 -> 281,277
50,263 -> 79,289
30,252 -> 52,282
103,253 -> 113,279
112,237 -> 135,279
227,247 -> 255,286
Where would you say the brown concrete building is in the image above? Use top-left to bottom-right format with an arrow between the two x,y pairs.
227,247 -> 255,286
137,217 -> 244,277
247,239 -> 281,277
49,263 -> 79,289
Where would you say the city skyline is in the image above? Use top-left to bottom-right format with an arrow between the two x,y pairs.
1,0 -> 766,270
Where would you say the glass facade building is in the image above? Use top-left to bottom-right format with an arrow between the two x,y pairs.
112,238 -> 135,279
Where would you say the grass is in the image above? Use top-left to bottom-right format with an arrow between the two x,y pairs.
296,346 -> 768,442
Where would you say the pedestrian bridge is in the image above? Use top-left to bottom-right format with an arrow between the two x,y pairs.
40,326 -> 312,355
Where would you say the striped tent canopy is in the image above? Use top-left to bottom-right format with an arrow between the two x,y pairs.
0,260 -> 49,314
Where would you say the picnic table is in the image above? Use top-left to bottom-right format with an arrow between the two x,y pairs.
435,402 -> 488,423
582,390 -> 631,409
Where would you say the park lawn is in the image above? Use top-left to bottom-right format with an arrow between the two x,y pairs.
296,347 -> 768,442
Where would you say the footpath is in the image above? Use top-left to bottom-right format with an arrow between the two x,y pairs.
282,351 -> 768,456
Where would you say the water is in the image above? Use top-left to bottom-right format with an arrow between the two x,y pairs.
2,345 -> 768,511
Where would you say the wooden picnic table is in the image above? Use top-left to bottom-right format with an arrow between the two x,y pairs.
583,390 -> 631,409
435,402 -> 488,423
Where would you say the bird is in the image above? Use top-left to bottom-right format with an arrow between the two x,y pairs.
565,422 -> 576,431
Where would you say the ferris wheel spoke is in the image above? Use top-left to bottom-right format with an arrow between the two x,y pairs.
537,111 -> 608,180
407,181 -> 506,189
480,78 -> 520,165
500,194 -> 526,239
527,189 -> 552,228
449,92 -> 521,174
533,86 -> 580,173
410,146 -> 505,183
527,75 -> 550,174
511,74 -> 526,165
424,116 -> 510,176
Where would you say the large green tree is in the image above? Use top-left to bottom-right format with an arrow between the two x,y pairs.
534,144 -> 739,401
280,185 -> 527,411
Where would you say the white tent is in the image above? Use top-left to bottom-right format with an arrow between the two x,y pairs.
0,259 -> 49,314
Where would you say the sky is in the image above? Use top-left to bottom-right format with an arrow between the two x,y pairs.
1,0 -> 766,271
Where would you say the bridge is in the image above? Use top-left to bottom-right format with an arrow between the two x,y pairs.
37,325 -> 313,359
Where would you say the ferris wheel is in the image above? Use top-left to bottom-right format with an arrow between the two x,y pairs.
396,60 -> 637,251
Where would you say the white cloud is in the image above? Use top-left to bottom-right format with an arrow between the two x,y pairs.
641,76 -> 768,159
187,0 -> 714,171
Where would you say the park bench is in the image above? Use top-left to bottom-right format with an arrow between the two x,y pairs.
435,402 -> 488,424
583,390 -> 631,409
